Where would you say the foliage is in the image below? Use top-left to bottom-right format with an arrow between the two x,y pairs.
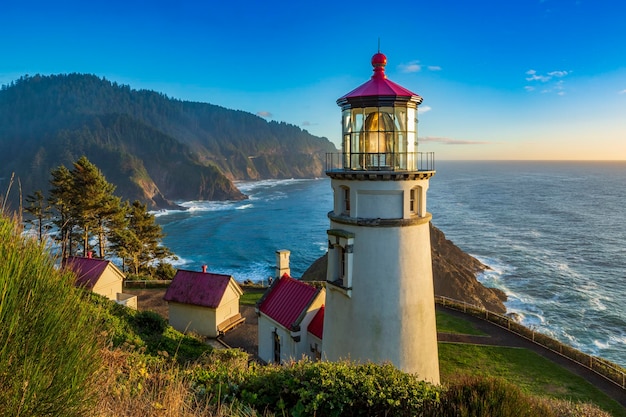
434,376 -> 555,416
23,189 -> 50,241
0,216 -> 102,417
234,360 -> 441,417
87,292 -> 212,364
110,199 -> 173,275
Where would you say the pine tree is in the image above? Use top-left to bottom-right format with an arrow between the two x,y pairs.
111,200 -> 172,276
70,156 -> 118,256
48,165 -> 76,258
24,190 -> 50,242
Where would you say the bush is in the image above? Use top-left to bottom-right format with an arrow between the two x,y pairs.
133,310 -> 168,334
435,376 -> 555,417
236,360 -> 441,417
0,217 -> 102,417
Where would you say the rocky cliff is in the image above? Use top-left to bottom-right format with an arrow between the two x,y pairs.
301,223 -> 507,314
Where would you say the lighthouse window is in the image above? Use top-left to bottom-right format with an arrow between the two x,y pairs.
410,186 -> 423,216
326,230 -> 355,296
341,186 -> 350,215
338,246 -> 346,284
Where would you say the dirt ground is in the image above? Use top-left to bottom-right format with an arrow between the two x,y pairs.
126,288 -> 169,318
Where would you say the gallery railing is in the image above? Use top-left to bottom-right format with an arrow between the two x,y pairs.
326,152 -> 435,172
436,295 -> 626,390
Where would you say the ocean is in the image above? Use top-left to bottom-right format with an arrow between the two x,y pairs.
156,161 -> 626,367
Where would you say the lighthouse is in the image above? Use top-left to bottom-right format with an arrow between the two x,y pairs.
322,52 -> 440,383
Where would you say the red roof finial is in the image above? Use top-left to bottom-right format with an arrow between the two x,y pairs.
371,52 -> 387,80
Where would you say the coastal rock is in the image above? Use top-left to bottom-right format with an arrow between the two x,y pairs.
301,223 -> 507,314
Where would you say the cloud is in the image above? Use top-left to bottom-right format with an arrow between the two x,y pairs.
526,69 -> 569,82
256,111 -> 272,118
399,61 -> 422,73
398,61 -> 442,73
525,69 -> 550,82
548,70 -> 568,78
525,69 -> 569,95
419,136 -> 490,145
619,89 -> 626,95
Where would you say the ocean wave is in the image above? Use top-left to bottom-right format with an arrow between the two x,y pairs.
153,200 -> 242,217
235,178 -> 313,193
236,204 -> 254,210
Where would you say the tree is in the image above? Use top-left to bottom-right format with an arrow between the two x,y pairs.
48,165 -> 76,258
111,200 -> 173,276
24,189 -> 50,242
70,156 -> 118,256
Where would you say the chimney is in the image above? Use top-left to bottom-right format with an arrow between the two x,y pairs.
275,250 -> 290,279
202,265 -> 207,273
87,251 -> 92,259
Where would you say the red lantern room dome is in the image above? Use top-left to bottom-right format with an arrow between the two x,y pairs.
337,52 -> 422,109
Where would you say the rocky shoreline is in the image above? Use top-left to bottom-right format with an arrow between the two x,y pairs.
301,223 -> 507,314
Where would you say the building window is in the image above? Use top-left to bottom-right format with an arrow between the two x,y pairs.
409,188 -> 416,214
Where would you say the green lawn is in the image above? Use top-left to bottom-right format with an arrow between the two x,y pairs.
436,310 -> 487,335
239,288 -> 265,306
436,310 -> 626,417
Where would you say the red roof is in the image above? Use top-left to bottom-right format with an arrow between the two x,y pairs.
307,305 -> 324,339
63,256 -> 112,289
338,52 -> 421,101
164,270 -> 239,308
258,275 -> 320,330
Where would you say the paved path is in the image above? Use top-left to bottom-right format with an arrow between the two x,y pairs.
437,305 -> 626,408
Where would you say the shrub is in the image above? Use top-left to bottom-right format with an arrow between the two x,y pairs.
133,310 -> 168,334
0,216 -> 102,416
236,360 -> 441,417
435,376 -> 555,417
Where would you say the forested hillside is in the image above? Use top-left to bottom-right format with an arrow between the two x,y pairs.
0,74 -> 336,209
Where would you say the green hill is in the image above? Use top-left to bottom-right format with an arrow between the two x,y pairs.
0,74 -> 336,209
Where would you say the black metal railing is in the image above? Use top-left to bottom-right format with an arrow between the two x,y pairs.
326,152 -> 435,172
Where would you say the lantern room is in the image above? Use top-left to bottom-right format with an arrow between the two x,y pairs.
334,52 -> 430,172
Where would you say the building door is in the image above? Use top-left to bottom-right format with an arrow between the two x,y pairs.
273,330 -> 281,364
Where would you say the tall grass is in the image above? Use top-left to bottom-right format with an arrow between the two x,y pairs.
0,216 -> 102,416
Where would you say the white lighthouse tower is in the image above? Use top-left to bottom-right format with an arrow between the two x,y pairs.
322,52 -> 439,384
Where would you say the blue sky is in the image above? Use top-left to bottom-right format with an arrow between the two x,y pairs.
2,0 -> 625,160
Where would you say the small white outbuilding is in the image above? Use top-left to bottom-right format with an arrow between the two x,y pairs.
164,267 -> 244,337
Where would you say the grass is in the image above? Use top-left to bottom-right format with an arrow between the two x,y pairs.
436,310 -> 487,335
240,287 -> 266,306
438,332 -> 626,417
0,217 -> 103,416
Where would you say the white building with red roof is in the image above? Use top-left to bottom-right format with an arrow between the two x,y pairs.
64,254 -> 136,308
256,273 -> 325,364
164,266 -> 244,338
